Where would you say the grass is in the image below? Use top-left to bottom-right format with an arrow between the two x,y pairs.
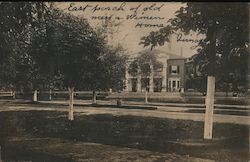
0,110 -> 248,162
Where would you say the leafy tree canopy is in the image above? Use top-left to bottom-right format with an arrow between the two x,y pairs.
140,3 -> 249,77
128,52 -> 163,78
0,2 -> 51,90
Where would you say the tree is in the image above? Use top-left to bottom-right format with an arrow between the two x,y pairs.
0,2 -> 51,100
86,20 -> 128,104
128,52 -> 163,103
102,45 -> 128,92
14,23 -> 50,101
44,8 -> 104,120
83,43 -> 128,104
129,52 -> 163,87
140,3 -> 249,139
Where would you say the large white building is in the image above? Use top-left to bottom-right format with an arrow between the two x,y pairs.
124,49 -> 186,93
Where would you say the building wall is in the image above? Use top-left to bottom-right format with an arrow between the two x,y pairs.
125,58 -> 185,93
167,59 -> 185,92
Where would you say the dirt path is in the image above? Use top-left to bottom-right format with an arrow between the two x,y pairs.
0,100 -> 249,125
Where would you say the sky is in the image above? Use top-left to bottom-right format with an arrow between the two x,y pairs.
56,2 -> 202,58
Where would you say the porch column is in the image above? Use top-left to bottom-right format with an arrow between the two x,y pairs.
149,64 -> 154,92
162,62 -> 167,92
169,79 -> 172,92
125,66 -> 130,92
137,75 -> 142,92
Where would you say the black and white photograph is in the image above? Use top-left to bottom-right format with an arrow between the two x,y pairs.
0,2 -> 249,162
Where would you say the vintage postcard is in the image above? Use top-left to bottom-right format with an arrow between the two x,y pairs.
0,2 -> 249,162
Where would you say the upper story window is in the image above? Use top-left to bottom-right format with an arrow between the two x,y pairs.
155,67 -> 163,72
169,65 -> 180,74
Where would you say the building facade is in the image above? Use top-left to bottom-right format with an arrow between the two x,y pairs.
124,49 -> 186,93
167,59 -> 185,92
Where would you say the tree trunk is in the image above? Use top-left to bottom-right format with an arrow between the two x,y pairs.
49,89 -> 52,101
68,87 -> 74,121
145,88 -> 148,104
116,98 -> 122,107
33,90 -> 38,102
204,76 -> 215,139
11,90 -> 16,99
92,90 -> 97,104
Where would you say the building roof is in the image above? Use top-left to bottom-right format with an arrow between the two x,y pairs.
130,48 -> 186,60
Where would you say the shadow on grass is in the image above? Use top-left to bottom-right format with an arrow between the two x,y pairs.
1,145 -> 73,162
186,109 -> 249,116
0,111 -> 248,162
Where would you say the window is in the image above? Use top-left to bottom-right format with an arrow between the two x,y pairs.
155,67 -> 163,72
169,65 -> 180,74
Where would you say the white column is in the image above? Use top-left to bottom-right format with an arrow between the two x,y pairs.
125,66 -> 130,92
204,76 -> 215,139
137,75 -> 141,92
170,80 -> 172,92
149,64 -> 154,92
162,63 -> 167,92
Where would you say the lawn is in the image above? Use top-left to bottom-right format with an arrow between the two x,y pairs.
0,110 -> 248,162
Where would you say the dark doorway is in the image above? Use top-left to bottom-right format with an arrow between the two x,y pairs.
131,79 -> 137,92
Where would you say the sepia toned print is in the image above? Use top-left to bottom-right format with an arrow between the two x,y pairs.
0,2 -> 249,162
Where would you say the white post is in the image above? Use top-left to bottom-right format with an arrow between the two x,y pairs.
162,63 -> 167,92
145,88 -> 148,104
33,90 -> 38,102
68,87 -> 74,121
49,89 -> 52,101
92,90 -> 97,104
204,76 -> 215,139
12,91 -> 16,99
